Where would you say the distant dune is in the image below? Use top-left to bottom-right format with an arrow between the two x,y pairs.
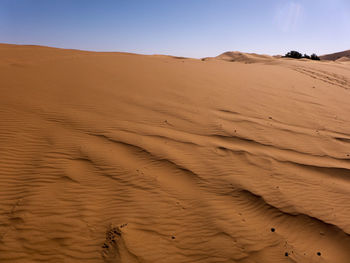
1,44 -> 350,263
320,50 -> 350,61
336,56 -> 350,62
202,51 -> 274,64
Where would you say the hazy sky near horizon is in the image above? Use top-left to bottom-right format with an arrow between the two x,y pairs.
0,0 -> 349,58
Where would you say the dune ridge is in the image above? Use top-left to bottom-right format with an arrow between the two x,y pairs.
202,51 -> 274,64
320,50 -> 350,61
1,44 -> 350,262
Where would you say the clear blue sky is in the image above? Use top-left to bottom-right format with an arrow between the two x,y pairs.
0,0 -> 349,58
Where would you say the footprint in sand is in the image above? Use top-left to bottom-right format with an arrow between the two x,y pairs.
101,226 -> 123,262
101,224 -> 138,263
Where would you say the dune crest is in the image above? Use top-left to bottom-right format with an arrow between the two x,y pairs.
203,51 -> 274,64
320,50 -> 350,61
1,44 -> 350,262
336,56 -> 350,62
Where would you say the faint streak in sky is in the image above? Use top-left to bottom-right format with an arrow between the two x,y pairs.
276,2 -> 303,32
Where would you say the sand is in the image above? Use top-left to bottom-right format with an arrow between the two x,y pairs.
202,51 -> 274,64
336,57 -> 350,63
1,43 -> 350,263
320,50 -> 350,61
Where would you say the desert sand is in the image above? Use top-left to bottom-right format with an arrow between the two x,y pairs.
1,44 -> 350,263
320,50 -> 350,61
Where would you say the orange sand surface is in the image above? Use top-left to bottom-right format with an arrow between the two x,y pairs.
1,44 -> 350,263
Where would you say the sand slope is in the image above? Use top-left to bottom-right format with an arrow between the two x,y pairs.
336,57 -> 350,63
202,51 -> 274,64
320,50 -> 350,61
1,44 -> 350,263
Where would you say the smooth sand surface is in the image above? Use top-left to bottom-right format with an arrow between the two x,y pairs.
321,50 -> 350,61
1,44 -> 350,263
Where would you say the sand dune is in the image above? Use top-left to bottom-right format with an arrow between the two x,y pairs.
336,57 -> 350,63
202,51 -> 274,64
1,44 -> 350,262
320,50 -> 350,61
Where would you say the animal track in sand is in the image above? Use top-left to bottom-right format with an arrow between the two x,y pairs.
101,226 -> 122,260
101,223 -> 131,262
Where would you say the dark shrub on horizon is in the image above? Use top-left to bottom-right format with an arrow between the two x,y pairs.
284,51 -> 320,61
310,53 -> 320,60
285,50 -> 303,59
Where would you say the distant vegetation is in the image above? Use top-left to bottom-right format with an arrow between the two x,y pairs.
284,51 -> 320,61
